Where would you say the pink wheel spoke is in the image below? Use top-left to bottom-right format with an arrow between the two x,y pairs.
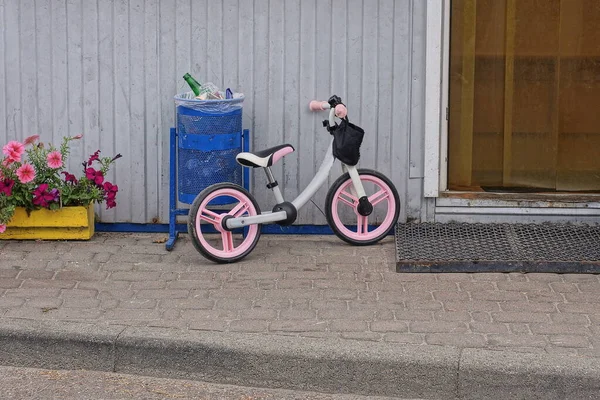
357,216 -> 369,235
202,209 -> 221,219
342,190 -> 358,202
198,212 -> 218,225
369,190 -> 389,207
338,190 -> 358,208
221,231 -> 234,252
229,202 -> 250,218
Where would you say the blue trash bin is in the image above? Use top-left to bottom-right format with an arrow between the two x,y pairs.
174,92 -> 245,205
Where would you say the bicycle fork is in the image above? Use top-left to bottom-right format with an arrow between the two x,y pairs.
343,164 -> 373,217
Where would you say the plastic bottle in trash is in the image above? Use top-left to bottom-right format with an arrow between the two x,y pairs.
183,73 -> 202,96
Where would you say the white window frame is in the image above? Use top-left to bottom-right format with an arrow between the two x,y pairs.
423,0 -> 450,197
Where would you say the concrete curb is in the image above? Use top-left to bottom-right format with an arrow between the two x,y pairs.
0,319 -> 599,399
460,349 -> 600,399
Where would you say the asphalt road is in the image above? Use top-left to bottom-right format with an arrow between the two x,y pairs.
0,365 -> 415,400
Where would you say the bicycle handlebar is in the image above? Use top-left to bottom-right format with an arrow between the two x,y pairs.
309,100 -> 347,119
334,104 -> 347,118
309,100 -> 329,111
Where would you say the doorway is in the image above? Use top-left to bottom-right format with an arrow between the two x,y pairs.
448,0 -> 600,193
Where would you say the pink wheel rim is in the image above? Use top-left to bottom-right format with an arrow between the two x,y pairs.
194,188 -> 259,258
330,175 -> 397,241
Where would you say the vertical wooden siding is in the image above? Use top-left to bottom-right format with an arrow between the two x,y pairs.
0,0 -> 426,225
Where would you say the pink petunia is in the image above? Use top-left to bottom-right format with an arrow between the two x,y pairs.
103,181 -> 118,194
0,178 -> 15,196
87,150 -> 101,166
32,183 -> 59,207
0,224 -> 5,234
16,163 -> 35,183
61,171 -> 78,184
2,141 -> 25,163
85,168 -> 104,186
103,182 -> 119,209
23,135 -> 40,146
46,151 -> 63,169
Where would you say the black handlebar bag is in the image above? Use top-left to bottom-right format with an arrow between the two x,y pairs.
331,117 -> 365,166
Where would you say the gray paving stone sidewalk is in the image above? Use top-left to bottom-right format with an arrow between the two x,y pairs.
0,232 -> 599,359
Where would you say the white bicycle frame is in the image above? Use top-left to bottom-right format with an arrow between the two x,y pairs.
225,106 -> 367,230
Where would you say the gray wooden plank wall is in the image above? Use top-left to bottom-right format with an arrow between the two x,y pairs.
0,0 -> 426,225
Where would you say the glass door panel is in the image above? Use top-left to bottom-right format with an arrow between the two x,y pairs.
448,0 -> 600,192
557,1 -> 600,191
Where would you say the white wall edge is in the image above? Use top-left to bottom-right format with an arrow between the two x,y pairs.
439,0 -> 450,193
423,0 -> 445,198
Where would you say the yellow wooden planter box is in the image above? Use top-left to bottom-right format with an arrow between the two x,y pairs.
1,204 -> 95,240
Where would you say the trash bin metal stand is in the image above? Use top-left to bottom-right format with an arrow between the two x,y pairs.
166,127 -> 186,251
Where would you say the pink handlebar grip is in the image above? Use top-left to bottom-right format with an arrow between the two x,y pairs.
334,104 -> 347,119
309,100 -> 329,111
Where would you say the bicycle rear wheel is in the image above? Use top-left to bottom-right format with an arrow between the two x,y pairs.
188,183 -> 262,263
325,169 -> 400,246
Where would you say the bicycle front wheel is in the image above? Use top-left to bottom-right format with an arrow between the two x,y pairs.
325,169 -> 400,246
188,183 -> 262,263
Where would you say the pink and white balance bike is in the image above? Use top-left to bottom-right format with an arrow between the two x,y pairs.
187,95 -> 400,263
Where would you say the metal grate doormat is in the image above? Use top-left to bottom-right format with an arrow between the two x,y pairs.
395,222 -> 600,273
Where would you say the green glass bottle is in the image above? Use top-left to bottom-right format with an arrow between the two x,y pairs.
183,73 -> 202,96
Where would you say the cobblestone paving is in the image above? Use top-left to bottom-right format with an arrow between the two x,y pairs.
0,233 -> 599,358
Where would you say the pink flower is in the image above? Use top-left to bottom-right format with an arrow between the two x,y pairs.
2,141 -> 25,163
105,199 -> 117,209
61,171 -> 78,184
16,163 -> 35,183
32,183 -> 59,207
103,182 -> 119,209
85,168 -> 104,186
23,135 -> 40,146
0,178 -> 15,196
0,224 -> 5,234
72,134 -> 83,140
46,151 -> 63,169
87,150 -> 101,166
